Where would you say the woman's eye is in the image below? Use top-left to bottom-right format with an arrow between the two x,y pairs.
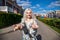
26,12 -> 32,14
28,12 -> 31,13
26,12 -> 28,14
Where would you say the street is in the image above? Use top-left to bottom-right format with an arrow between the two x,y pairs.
0,20 -> 60,40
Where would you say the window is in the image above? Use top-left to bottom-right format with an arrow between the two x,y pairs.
0,0 -> 2,6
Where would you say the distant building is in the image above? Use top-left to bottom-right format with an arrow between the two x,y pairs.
34,13 -> 48,18
47,11 -> 56,18
56,10 -> 60,18
34,14 -> 41,17
0,0 -> 24,14
47,10 -> 60,18
40,14 -> 48,18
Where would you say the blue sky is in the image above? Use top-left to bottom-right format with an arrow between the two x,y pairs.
16,0 -> 60,14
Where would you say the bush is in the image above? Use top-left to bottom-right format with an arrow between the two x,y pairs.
0,11 -> 22,29
54,19 -> 60,29
37,17 -> 60,29
36,16 -> 60,33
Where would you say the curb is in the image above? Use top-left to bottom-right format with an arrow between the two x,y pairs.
0,26 -> 13,34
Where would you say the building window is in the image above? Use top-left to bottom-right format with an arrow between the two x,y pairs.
0,0 -> 2,6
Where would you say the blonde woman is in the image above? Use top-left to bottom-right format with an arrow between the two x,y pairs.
14,8 -> 39,40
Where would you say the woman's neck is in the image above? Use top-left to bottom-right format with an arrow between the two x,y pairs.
26,18 -> 32,21
28,18 -> 32,20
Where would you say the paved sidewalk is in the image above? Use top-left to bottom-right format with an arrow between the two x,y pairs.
0,20 -> 60,40
0,26 -> 14,34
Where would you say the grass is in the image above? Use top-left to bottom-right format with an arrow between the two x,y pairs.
50,26 -> 60,33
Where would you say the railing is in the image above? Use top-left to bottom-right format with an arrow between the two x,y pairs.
0,6 -> 13,13
0,6 -> 8,12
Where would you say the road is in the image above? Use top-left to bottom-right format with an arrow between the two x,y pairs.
0,20 -> 60,40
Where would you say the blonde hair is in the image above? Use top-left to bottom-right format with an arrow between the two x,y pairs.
22,8 -> 36,20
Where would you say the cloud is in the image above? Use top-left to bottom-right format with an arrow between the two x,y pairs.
16,0 -> 31,9
36,9 -> 47,14
30,4 -> 40,9
16,0 -> 20,3
36,9 -> 54,14
17,0 -> 31,4
36,4 -> 40,7
39,9 -> 47,12
48,1 -> 60,8
17,0 -> 40,9
30,6 -> 36,8
18,2 -> 31,6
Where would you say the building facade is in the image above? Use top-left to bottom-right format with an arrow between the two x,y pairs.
0,0 -> 24,14
56,10 -> 60,18
47,11 -> 56,18
47,10 -> 60,18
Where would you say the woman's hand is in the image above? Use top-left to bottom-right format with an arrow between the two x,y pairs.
19,24 -> 23,30
32,24 -> 39,29
13,24 -> 23,31
13,24 -> 19,31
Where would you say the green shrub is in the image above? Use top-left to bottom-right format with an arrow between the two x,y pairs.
54,19 -> 60,29
0,11 -> 22,29
36,16 -> 60,33
37,17 -> 60,29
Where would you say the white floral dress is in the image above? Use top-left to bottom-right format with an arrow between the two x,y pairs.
21,18 -> 38,40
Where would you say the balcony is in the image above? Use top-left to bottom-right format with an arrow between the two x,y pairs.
0,6 -> 13,13
0,6 -> 8,12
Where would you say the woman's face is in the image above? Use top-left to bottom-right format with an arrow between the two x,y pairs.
26,10 -> 32,19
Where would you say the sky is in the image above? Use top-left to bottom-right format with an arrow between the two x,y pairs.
16,0 -> 60,14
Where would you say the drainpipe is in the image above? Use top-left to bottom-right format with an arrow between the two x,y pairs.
12,0 -> 15,13
5,0 -> 7,6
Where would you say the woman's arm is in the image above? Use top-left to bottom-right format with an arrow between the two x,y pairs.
14,24 -> 24,31
13,18 -> 25,31
13,24 -> 18,31
13,24 -> 22,31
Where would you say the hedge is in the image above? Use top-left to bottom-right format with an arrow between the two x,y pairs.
0,11 -> 22,29
36,17 -> 60,29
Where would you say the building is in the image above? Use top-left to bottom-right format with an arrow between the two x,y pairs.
40,14 -> 48,18
56,10 -> 60,18
47,10 -> 60,18
47,11 -> 56,18
48,12 -> 53,18
0,0 -> 23,14
34,13 -> 41,17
